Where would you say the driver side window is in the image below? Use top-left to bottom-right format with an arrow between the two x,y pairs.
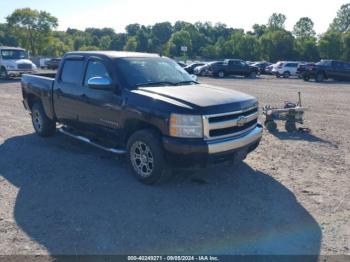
84,60 -> 111,86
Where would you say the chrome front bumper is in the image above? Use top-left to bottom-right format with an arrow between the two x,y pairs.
8,70 -> 36,76
207,124 -> 263,154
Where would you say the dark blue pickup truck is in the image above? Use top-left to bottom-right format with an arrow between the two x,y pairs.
301,60 -> 350,82
21,51 -> 262,184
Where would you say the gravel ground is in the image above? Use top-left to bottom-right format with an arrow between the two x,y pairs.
0,75 -> 349,256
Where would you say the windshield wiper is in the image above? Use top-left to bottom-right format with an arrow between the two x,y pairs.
174,80 -> 199,86
135,81 -> 176,87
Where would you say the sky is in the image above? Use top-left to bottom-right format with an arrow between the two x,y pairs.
0,0 -> 349,34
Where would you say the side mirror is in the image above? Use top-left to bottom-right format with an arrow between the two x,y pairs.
190,74 -> 198,82
87,76 -> 112,90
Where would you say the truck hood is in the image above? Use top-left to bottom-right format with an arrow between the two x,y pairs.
132,83 -> 257,114
1,59 -> 35,68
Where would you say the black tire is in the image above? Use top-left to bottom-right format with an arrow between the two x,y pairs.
31,103 -> 56,137
315,72 -> 324,82
127,129 -> 170,185
276,74 -> 281,78
0,67 -> 9,79
283,71 -> 291,78
249,71 -> 257,78
285,121 -> 297,132
303,76 -> 310,82
218,71 -> 225,78
264,120 -> 277,132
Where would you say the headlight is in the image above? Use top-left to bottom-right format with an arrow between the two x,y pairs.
169,114 -> 203,138
6,65 -> 16,69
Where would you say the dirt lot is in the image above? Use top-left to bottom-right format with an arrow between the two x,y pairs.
0,76 -> 349,256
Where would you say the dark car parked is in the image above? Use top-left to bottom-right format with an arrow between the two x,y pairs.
184,63 -> 206,74
209,59 -> 259,78
46,58 -> 62,70
177,61 -> 187,68
194,61 -> 224,76
252,62 -> 272,74
302,60 -> 350,82
21,51 -> 262,185
296,63 -> 315,78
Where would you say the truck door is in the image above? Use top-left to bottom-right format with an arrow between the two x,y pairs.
52,56 -> 86,128
79,58 -> 124,144
228,60 -> 240,75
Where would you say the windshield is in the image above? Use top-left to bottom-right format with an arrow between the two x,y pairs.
115,57 -> 196,88
1,49 -> 29,60
316,60 -> 332,66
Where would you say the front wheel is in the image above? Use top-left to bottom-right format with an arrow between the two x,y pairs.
315,73 -> 325,82
31,103 -> 56,137
0,67 -> 9,79
249,71 -> 257,78
127,129 -> 170,185
303,76 -> 310,82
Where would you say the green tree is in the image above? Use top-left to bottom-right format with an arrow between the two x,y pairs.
260,29 -> 295,61
100,35 -> 112,50
252,24 -> 267,37
110,33 -> 127,50
0,23 -> 17,46
165,30 -> 192,58
318,31 -> 344,59
152,22 -> 172,44
330,3 -> 350,32
124,36 -> 138,51
6,8 -> 58,55
125,24 -> 141,36
295,37 -> 319,61
342,30 -> 350,60
293,17 -> 316,39
268,13 -> 287,29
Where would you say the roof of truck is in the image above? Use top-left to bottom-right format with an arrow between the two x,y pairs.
0,46 -> 26,50
65,51 -> 160,58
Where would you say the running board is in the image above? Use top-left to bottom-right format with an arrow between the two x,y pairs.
58,128 -> 126,154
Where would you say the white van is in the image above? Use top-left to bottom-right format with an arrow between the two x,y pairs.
0,46 -> 37,79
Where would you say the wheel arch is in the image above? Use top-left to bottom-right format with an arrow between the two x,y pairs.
124,119 -> 163,143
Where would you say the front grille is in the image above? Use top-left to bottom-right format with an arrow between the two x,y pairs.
203,107 -> 259,140
209,107 -> 258,123
17,63 -> 32,70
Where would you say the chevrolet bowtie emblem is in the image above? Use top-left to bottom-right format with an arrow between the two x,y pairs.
236,116 -> 248,127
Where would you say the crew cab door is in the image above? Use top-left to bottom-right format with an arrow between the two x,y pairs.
79,58 -> 124,144
227,60 -> 242,75
53,56 -> 86,128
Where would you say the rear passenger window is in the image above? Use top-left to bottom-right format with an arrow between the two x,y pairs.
84,60 -> 111,86
61,60 -> 85,85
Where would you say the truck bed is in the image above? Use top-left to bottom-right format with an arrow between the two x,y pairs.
21,73 -> 56,120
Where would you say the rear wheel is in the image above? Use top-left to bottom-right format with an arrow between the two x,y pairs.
0,67 -> 9,79
31,103 -> 56,137
127,129 -> 170,185
315,72 -> 325,82
218,71 -> 225,78
283,71 -> 291,78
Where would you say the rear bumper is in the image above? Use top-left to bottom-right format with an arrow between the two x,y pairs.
163,124 -> 263,168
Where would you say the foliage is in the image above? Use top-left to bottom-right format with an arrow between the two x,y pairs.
1,4 -> 350,62
6,8 -> 58,55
